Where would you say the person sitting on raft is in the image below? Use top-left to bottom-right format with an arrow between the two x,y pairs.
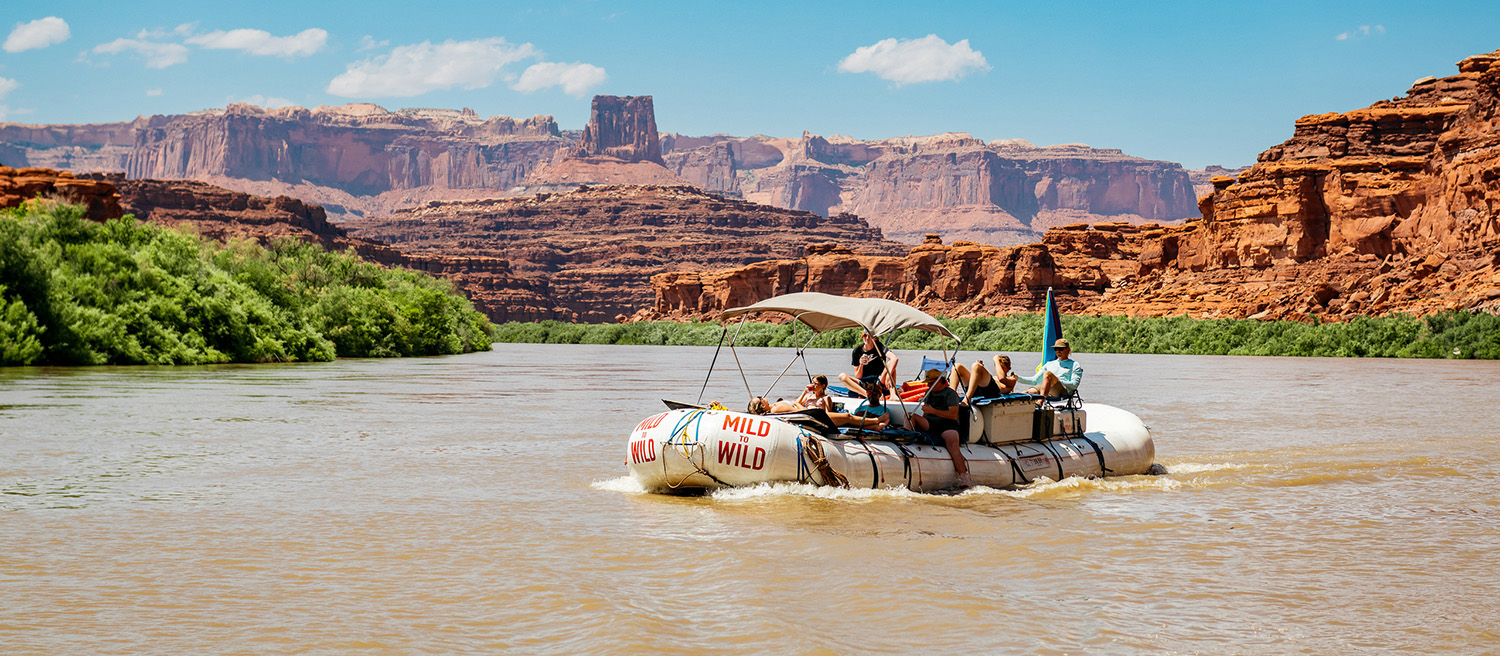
907,369 -> 971,487
838,331 -> 898,398
826,384 -> 893,430
748,397 -> 805,415
1017,339 -> 1084,398
951,354 -> 1019,405
795,374 -> 834,412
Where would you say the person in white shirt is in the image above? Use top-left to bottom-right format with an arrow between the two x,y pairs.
1017,339 -> 1083,398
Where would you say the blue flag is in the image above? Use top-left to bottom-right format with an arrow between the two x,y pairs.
1038,287 -> 1063,371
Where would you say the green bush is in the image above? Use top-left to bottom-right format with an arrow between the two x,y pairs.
488,310 -> 1500,360
0,201 -> 493,366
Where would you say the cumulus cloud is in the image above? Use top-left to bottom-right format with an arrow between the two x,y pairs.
837,34 -> 990,85
511,61 -> 607,97
92,38 -> 190,68
1336,25 -> 1386,41
4,16 -> 71,53
327,37 -> 539,97
357,35 -> 389,52
186,28 -> 327,58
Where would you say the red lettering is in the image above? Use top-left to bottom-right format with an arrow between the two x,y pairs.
757,420 -> 770,437
629,439 -> 657,464
635,413 -> 667,432
722,416 -> 743,433
715,439 -> 767,470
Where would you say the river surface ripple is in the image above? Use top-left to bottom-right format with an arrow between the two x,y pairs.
2,344 -> 1499,654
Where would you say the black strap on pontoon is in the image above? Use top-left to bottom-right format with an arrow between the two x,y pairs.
854,436 -> 881,489
1006,444 -> 1030,485
1075,433 -> 1112,474
895,441 -> 914,488
1035,433 -> 1066,481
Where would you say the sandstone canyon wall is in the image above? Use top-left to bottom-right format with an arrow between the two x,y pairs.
1,103 -> 573,219
5,96 -> 1201,247
661,132 -> 1201,246
644,49 -> 1500,322
341,184 -> 907,322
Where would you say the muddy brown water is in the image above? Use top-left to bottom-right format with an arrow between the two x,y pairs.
2,344 -> 1498,654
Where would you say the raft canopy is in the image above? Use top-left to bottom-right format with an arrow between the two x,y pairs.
717,292 -> 958,341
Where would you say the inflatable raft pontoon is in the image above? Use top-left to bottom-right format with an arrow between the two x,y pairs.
625,293 -> 1155,494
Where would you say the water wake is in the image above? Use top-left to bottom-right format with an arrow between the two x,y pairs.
591,476 -> 648,494
710,482 -> 925,501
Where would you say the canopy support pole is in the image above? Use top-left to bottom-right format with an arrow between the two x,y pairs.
726,317 -> 755,402
695,325 -> 730,405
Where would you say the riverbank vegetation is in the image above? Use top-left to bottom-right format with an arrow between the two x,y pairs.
0,201 -> 493,366
491,309 -> 1500,359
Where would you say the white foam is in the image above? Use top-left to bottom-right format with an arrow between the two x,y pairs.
1162,462 -> 1249,475
591,476 -> 648,494
709,481 -> 924,501
962,475 -> 1186,498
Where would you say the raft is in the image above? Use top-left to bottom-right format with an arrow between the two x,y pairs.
627,395 -> 1154,493
623,292 -> 1156,494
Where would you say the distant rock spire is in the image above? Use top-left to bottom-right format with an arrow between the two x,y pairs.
579,95 -> 664,164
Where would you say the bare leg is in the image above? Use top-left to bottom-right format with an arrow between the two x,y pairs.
838,372 -> 868,397
957,360 -> 995,403
1024,372 -> 1066,400
951,363 -> 972,396
909,414 -> 929,433
942,429 -> 969,481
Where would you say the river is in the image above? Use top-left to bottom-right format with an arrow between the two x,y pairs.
2,344 -> 1499,654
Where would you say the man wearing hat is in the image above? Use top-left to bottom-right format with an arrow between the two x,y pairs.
1018,338 -> 1083,398
909,368 -> 971,487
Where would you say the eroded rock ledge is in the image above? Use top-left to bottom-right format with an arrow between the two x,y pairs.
640,49 -> 1500,322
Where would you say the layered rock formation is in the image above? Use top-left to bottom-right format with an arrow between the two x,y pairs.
1,103 -> 572,219
0,166 -> 122,220
661,132 -> 1200,245
644,49 -> 1500,322
342,185 -> 907,322
5,96 -> 1200,247
578,96 -> 663,163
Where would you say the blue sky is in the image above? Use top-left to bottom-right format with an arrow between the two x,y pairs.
1,1 -> 1497,169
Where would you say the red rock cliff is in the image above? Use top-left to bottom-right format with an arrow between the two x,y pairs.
342,184 -> 907,322
645,49 -> 1500,322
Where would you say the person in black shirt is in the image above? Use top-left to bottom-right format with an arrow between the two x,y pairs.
838,331 -> 898,398
908,369 -> 971,488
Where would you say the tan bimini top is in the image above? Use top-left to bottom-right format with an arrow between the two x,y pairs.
717,292 -> 958,341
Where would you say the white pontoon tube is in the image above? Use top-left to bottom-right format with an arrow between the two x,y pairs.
628,293 -> 1155,494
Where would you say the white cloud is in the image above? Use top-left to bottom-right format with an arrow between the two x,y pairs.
511,61 -> 607,97
1336,24 -> 1386,41
232,94 -> 295,108
146,88 -> 163,96
4,16 -> 71,53
357,35 -> 389,52
186,28 -> 327,58
327,37 -> 538,97
92,38 -> 190,68
837,34 -> 990,85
